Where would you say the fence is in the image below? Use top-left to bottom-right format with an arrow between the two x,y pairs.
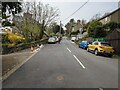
106,38 -> 120,55
1,38 -> 48,55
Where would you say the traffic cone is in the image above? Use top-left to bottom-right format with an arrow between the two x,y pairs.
31,46 -> 34,52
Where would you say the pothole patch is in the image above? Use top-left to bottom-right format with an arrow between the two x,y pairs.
56,75 -> 64,81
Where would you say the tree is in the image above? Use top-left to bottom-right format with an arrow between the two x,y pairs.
90,13 -> 101,21
47,22 -> 64,35
70,30 -> 79,35
52,23 -> 60,34
2,20 -> 12,26
103,12 -> 110,17
65,22 -> 71,36
104,22 -> 118,31
21,12 -> 42,42
2,2 -> 22,18
16,2 -> 59,41
93,26 -> 107,38
65,18 -> 75,36
87,21 -> 103,38
37,2 -> 59,38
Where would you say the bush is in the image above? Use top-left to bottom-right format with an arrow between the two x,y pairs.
2,38 -> 48,54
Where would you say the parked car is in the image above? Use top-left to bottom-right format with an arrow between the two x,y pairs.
48,37 -> 56,44
79,41 -> 92,50
71,36 -> 76,41
87,41 -> 114,57
53,36 -> 59,42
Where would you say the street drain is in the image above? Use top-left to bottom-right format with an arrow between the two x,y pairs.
56,75 -> 64,81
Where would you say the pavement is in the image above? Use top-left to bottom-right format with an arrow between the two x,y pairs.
1,44 -> 44,82
2,37 -> 118,88
2,49 -> 32,76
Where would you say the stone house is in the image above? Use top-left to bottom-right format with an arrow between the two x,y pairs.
98,8 -> 120,55
98,8 -> 120,24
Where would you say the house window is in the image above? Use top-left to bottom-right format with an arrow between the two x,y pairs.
105,17 -> 108,22
105,17 -> 110,23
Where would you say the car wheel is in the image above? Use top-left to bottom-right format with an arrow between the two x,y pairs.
108,54 -> 113,58
85,47 -> 87,50
94,49 -> 98,55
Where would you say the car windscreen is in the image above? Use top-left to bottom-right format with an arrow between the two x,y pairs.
49,38 -> 55,40
88,41 -> 93,44
101,43 -> 111,46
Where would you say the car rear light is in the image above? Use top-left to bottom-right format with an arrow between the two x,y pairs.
99,46 -> 104,48
112,47 -> 115,50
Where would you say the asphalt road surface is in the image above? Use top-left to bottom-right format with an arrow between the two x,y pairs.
3,37 -> 118,88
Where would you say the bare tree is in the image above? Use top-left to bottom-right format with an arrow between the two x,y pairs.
37,3 -> 59,26
37,2 -> 59,37
91,13 -> 101,21
103,12 -> 110,17
22,2 -> 59,39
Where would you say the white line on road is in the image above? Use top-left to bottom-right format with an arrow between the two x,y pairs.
67,47 -> 71,53
73,55 -> 86,69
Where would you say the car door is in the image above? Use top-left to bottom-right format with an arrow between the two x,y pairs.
88,42 -> 94,51
80,41 -> 84,48
92,41 -> 99,50
90,41 -> 98,51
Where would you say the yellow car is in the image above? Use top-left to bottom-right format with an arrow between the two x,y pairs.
87,41 -> 114,57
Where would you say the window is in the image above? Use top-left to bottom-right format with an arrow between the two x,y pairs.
101,42 -> 111,46
93,42 -> 98,45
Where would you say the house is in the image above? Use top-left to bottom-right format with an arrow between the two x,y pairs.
106,29 -> 120,55
98,8 -> 120,55
98,8 -> 120,24
74,20 -> 82,32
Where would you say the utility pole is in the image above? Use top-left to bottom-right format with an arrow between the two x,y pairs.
60,21 -> 61,35
0,3 -> 1,25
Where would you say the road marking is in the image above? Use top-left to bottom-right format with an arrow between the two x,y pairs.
56,75 -> 64,81
99,87 -> 103,90
67,47 -> 71,53
73,55 -> 86,69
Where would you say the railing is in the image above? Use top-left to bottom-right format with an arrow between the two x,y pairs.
1,38 -> 48,55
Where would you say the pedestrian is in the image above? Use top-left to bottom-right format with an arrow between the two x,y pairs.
58,36 -> 62,44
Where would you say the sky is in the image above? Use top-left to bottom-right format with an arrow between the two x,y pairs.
1,0 -> 119,29
19,0 -> 120,27
42,1 -> 119,26
23,0 -> 119,26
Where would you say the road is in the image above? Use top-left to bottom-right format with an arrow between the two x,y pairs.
3,37 -> 118,88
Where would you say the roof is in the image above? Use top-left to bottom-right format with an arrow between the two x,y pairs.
98,8 -> 120,21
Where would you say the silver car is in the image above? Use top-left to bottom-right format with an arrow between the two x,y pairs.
48,37 -> 56,44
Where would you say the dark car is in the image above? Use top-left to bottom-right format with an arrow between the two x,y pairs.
79,40 -> 92,50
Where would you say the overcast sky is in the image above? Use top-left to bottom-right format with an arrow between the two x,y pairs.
42,1 -> 119,25
24,0 -> 119,26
